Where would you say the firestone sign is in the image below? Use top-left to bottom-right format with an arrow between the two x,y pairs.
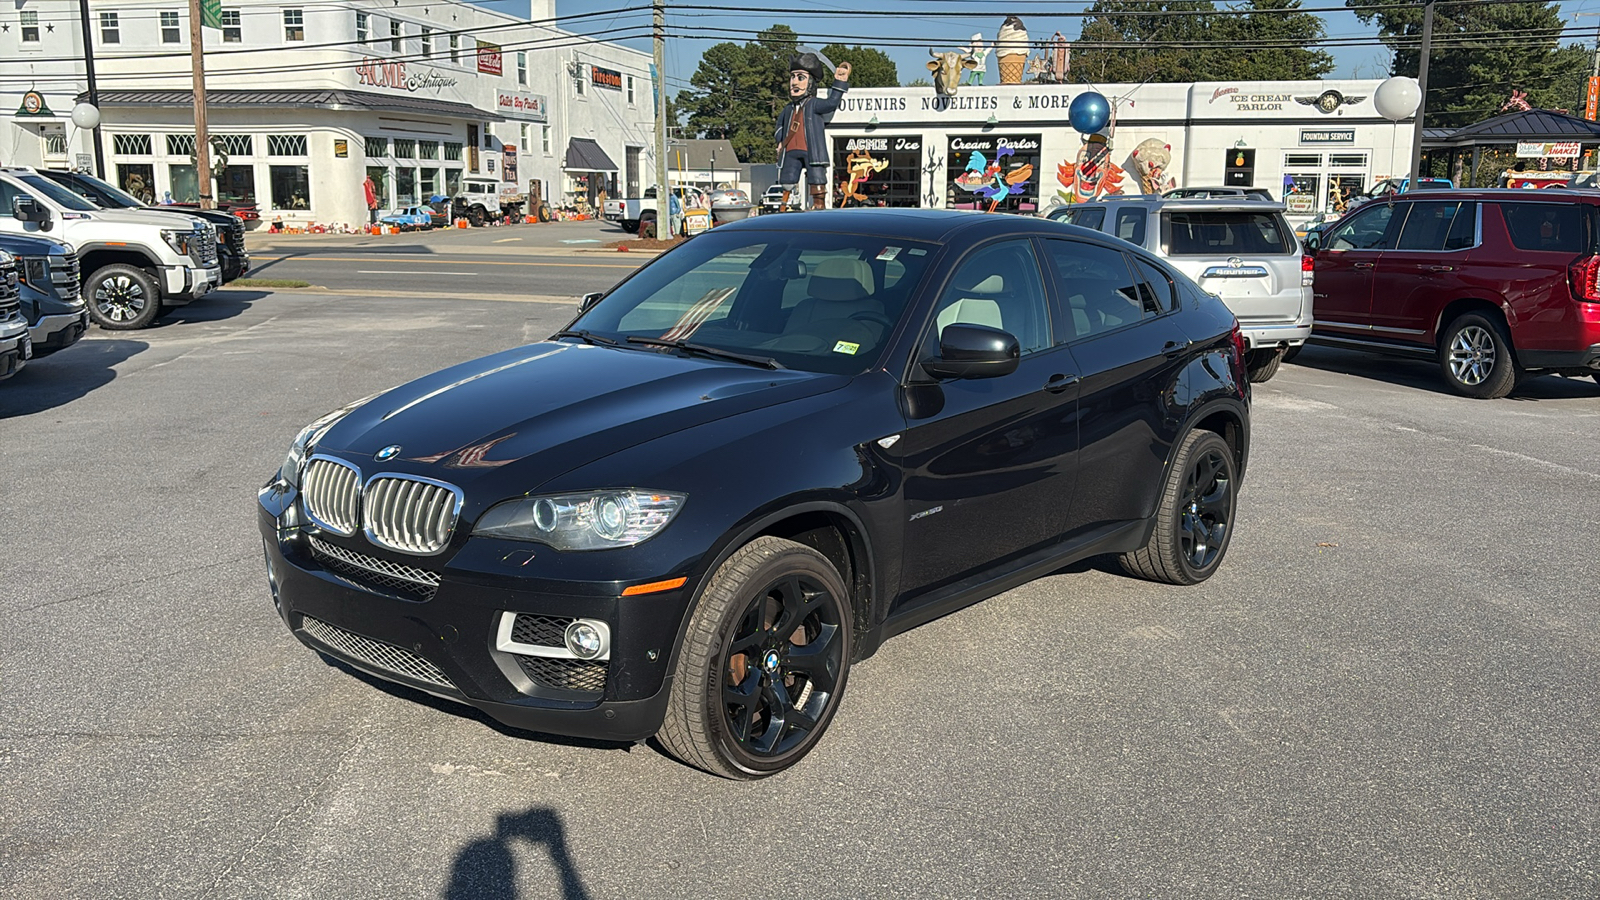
496,90 -> 549,123
356,58 -> 459,94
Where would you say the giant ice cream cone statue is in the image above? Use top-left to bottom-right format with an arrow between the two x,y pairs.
996,15 -> 1029,85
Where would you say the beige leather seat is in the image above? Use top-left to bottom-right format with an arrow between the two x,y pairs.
936,274 -> 1005,335
786,258 -> 882,330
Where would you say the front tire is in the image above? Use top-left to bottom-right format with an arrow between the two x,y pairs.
86,264 -> 162,330
1439,312 -> 1518,399
658,536 -> 854,779
1245,347 -> 1284,382
469,206 -> 487,227
1120,430 -> 1238,585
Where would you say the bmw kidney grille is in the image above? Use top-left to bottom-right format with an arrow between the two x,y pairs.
363,475 -> 461,555
301,457 -> 362,535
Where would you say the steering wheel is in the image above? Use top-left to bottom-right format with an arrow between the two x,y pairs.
849,311 -> 894,331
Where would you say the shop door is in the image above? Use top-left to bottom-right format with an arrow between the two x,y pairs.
626,147 -> 641,198
1311,200 -> 1404,332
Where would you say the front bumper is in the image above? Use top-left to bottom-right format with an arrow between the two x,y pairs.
161,265 -> 222,304
0,323 -> 30,379
30,309 -> 89,355
257,486 -> 686,742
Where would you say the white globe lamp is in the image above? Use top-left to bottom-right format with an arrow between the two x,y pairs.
70,102 -> 101,130
1374,76 -> 1421,122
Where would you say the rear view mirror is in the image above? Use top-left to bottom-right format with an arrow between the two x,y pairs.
923,324 -> 1020,379
12,195 -> 51,230
579,291 -> 604,312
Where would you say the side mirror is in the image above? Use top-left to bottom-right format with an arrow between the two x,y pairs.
13,195 -> 52,230
579,291 -> 604,313
1302,232 -> 1321,252
922,324 -> 1020,380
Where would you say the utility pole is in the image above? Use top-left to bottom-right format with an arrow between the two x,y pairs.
654,0 -> 672,237
76,0 -> 105,176
189,0 -> 213,209
1407,0 -> 1435,186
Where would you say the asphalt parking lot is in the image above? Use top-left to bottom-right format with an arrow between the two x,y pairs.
3,272 -> 1599,898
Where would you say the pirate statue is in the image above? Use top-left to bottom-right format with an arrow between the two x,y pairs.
775,51 -> 851,210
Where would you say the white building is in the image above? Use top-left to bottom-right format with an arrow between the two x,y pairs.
824,79 -> 1416,219
2,0 -> 656,227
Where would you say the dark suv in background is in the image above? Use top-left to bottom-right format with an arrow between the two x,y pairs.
1305,189 -> 1600,398
35,169 -> 250,285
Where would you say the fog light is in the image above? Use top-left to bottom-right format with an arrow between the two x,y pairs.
565,621 -> 606,659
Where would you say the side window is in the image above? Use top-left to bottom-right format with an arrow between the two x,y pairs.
1113,207 -> 1146,245
1070,207 -> 1105,230
1395,201 -> 1464,251
0,180 -> 25,218
1500,202 -> 1591,253
927,239 -> 1051,356
1325,203 -> 1401,251
1131,256 -> 1177,313
1042,239 -> 1148,340
1444,202 -> 1477,251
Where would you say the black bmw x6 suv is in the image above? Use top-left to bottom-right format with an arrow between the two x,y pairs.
259,210 -> 1251,778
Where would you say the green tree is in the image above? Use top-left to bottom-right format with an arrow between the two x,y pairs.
820,44 -> 898,87
674,25 -> 804,163
1347,0 -> 1590,125
1070,0 -> 1331,83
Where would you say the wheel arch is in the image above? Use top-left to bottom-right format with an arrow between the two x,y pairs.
663,499 -> 880,682
78,245 -> 161,274
1434,297 -> 1513,350
1176,397 -> 1250,482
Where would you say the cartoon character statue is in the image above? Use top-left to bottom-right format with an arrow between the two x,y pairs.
839,147 -> 889,206
1057,135 -> 1127,204
1130,138 -> 1175,194
962,34 -> 989,86
774,51 -> 852,211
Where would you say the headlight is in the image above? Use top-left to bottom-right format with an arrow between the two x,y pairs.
277,393 -> 383,488
474,489 -> 686,551
160,229 -> 190,256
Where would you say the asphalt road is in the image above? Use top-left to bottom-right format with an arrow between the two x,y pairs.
3,282 -> 1599,898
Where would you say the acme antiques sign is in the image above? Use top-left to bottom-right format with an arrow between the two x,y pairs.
356,58 -> 459,94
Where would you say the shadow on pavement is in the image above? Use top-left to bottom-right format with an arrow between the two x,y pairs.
159,289 -> 273,326
0,338 -> 147,418
445,808 -> 591,900
1287,344 -> 1600,400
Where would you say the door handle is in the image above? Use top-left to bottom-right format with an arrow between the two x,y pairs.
1353,262 -> 1374,270
1044,373 -> 1079,393
1162,339 -> 1191,358
1420,264 -> 1454,273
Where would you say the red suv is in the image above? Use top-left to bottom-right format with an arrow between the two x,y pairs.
1305,190 -> 1600,398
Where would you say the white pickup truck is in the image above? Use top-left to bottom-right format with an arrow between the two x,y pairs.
0,167 -> 220,330
603,186 -> 709,236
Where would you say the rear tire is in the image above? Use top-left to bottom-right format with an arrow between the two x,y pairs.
1245,347 -> 1284,382
658,536 -> 854,779
86,264 -> 163,330
1439,312 -> 1518,399
1282,345 -> 1302,363
620,220 -> 640,234
1120,430 -> 1237,586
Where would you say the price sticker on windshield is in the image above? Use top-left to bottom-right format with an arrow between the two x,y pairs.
876,247 -> 901,261
833,341 -> 860,355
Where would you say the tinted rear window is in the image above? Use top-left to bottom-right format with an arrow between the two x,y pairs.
1498,202 -> 1596,254
1165,212 -> 1293,256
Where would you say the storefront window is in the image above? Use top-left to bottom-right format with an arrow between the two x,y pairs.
170,164 -> 199,203
394,139 -> 416,159
366,166 -> 390,210
421,168 -> 439,199
217,165 -> 257,206
365,136 -> 389,158
419,141 -> 439,160
946,133 -> 1041,214
396,167 -> 418,205
1282,173 -> 1321,215
444,142 -> 463,162
117,164 -> 157,204
832,135 -> 923,208
270,165 -> 311,209
445,169 -> 463,196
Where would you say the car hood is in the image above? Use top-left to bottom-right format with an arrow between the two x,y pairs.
0,233 -> 72,256
318,341 -> 848,493
85,208 -> 207,230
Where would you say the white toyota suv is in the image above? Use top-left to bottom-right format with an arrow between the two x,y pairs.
0,167 -> 220,330
1049,195 -> 1312,381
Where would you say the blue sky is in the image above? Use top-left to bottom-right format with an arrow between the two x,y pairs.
474,1 -> 1600,90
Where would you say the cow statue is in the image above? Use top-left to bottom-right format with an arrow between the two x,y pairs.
928,49 -> 977,96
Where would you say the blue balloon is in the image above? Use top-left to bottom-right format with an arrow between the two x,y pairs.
1069,92 -> 1112,135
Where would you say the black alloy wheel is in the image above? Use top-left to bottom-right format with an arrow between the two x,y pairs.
87,263 -> 162,330
1120,429 -> 1237,585
659,537 -> 853,779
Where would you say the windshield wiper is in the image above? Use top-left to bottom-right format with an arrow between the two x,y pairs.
552,329 -> 618,346
626,336 -> 783,370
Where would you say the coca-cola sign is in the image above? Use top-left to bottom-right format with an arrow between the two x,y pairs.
356,58 -> 459,94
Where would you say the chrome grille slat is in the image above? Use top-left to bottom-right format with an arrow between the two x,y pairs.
363,475 -> 460,555
302,457 -> 360,535
300,615 -> 454,689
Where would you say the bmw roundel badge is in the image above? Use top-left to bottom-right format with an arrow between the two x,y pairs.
375,445 -> 402,461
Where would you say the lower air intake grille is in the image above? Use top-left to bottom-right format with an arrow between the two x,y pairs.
301,615 -> 455,690
308,536 -> 440,600
516,655 -> 608,693
511,614 -> 571,648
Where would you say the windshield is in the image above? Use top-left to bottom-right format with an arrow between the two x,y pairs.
571,229 -> 939,375
16,174 -> 100,212
47,171 -> 143,208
